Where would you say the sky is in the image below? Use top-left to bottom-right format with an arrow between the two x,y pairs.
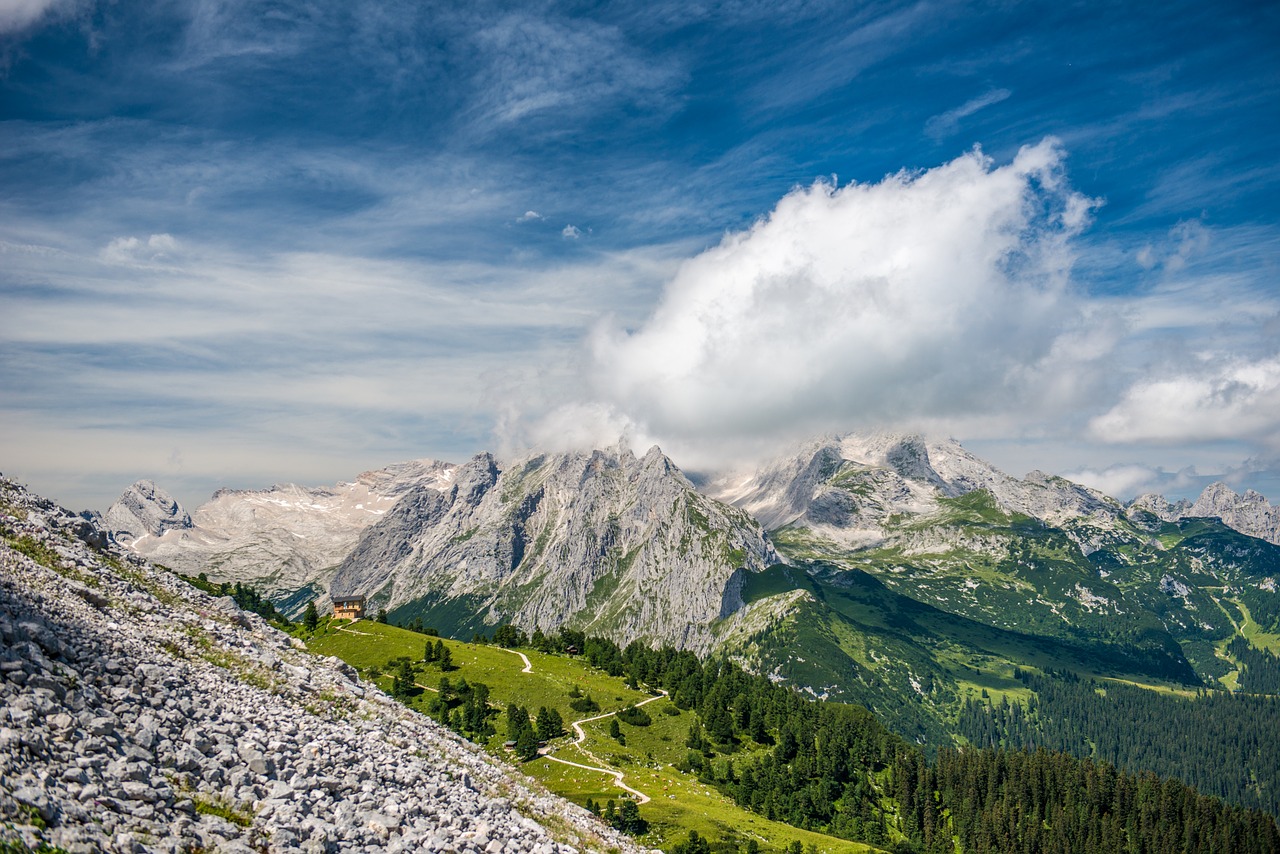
2,0 -> 1279,513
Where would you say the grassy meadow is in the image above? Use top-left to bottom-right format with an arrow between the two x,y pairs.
307,619 -> 883,853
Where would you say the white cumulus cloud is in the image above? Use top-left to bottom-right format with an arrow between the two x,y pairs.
1090,354 -> 1280,448
564,139 -> 1096,457
562,224 -> 582,239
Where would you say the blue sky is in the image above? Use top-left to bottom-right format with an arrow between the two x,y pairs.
2,0 -> 1279,511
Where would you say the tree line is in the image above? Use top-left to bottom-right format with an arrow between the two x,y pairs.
585,633 -> 1280,852
373,620 -> 1280,851
958,669 -> 1280,818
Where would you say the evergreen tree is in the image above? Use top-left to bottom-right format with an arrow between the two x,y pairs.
536,706 -> 564,741
507,704 -> 531,740
390,657 -> 415,699
671,830 -> 711,854
612,799 -> 646,834
303,600 -> 318,631
515,726 -> 539,761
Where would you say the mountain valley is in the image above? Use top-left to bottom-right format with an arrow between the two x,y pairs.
6,434 -> 1280,852
85,434 -> 1280,834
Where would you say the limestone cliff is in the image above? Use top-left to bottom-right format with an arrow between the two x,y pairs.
114,460 -> 455,616
330,445 -> 777,652
102,479 -> 192,544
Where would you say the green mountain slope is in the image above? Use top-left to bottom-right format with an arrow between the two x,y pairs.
708,436 -> 1280,788
304,618 -> 1280,853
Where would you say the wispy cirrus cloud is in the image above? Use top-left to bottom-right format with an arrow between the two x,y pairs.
925,88 -> 1012,140
468,12 -> 682,128
0,0 -> 76,35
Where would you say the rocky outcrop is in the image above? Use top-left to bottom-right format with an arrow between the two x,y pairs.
116,460 -> 456,616
331,446 -> 777,652
0,477 -> 642,854
102,480 -> 192,544
1125,493 -> 1191,527
1188,482 -> 1280,546
703,432 -> 1127,545
1125,485 -> 1280,545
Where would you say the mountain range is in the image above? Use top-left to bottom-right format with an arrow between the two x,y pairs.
104,433 -> 1280,744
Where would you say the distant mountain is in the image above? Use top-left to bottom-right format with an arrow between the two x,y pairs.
102,479 -> 192,543
701,433 -> 1280,740
1128,482 -> 1280,546
114,460 -> 455,616
702,433 -> 1126,543
331,445 -> 777,652
106,434 -> 1280,744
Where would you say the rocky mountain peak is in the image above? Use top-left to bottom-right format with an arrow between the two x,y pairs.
1194,481 -> 1241,507
451,452 -> 501,505
1125,493 -> 1190,527
114,462 -> 459,617
883,435 -> 946,487
330,445 -> 777,651
640,443 -> 675,473
1189,481 -> 1280,545
102,479 -> 192,544
703,432 -> 1137,552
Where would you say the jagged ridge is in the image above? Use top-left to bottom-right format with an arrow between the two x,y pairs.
331,445 -> 778,653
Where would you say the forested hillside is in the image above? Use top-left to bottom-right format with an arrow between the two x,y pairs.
959,671 -> 1280,817
565,631 -> 1280,852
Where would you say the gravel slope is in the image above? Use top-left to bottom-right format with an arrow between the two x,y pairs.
0,477 -> 644,854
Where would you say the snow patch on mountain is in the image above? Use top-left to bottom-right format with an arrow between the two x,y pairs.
113,460 -> 456,616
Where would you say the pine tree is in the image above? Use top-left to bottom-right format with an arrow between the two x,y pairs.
613,799 -> 646,834
536,707 -> 564,741
303,600 -> 319,631
515,726 -> 539,761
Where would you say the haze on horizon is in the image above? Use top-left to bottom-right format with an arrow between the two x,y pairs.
1,1 -> 1278,513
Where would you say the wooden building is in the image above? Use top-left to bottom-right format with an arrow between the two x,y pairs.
332,595 -> 366,621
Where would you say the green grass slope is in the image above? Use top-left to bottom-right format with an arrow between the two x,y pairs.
308,620 -> 885,854
721,562 -> 1204,746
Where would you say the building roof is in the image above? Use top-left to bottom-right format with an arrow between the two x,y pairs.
332,596 -> 366,605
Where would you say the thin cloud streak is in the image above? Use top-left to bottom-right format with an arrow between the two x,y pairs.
925,88 -> 1012,139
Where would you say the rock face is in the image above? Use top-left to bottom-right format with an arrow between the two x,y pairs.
1125,493 -> 1192,527
331,445 -> 777,652
118,460 -> 456,617
0,477 -> 642,854
1126,484 -> 1280,545
1188,482 -> 1280,546
703,432 -> 1126,545
102,480 -> 192,544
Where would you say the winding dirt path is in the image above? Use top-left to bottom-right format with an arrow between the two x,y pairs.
499,647 -> 533,673
542,753 -> 652,804
495,644 -> 667,805
541,689 -> 669,805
